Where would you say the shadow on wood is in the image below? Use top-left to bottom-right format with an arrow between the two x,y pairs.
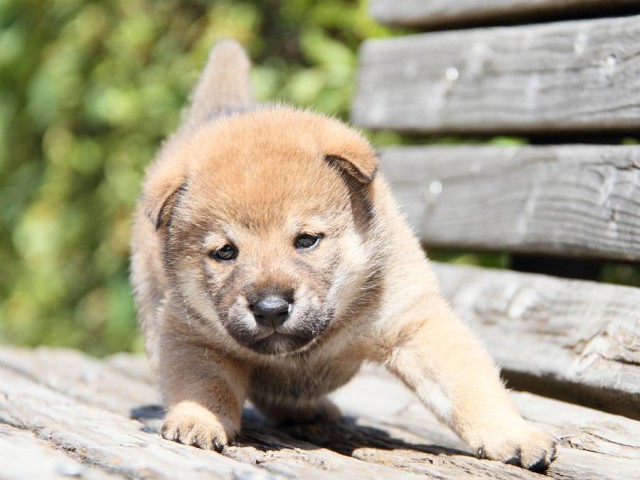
131,404 -> 466,458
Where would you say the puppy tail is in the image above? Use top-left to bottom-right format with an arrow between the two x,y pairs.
183,39 -> 253,128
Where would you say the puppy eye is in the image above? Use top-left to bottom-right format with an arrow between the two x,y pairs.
209,244 -> 238,261
294,233 -> 322,250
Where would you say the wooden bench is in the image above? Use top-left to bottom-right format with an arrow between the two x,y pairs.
2,2 -> 640,479
353,0 -> 640,476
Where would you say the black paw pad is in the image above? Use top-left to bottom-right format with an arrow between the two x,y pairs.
504,448 -> 522,466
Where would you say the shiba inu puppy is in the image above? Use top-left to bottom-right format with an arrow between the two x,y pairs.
131,40 -> 556,470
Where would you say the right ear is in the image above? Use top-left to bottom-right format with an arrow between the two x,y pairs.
140,160 -> 186,230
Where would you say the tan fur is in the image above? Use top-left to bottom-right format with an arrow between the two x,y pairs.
130,40 -> 557,470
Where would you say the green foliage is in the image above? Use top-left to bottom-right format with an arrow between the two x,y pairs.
0,0 -> 388,355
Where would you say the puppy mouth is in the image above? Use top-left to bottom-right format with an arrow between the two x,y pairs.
248,331 -> 313,355
222,309 -> 334,355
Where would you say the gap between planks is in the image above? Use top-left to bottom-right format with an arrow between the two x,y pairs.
369,0 -> 640,29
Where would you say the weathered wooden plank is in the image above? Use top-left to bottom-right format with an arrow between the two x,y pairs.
353,15 -> 640,134
381,144 -> 640,260
370,0 -> 640,28
0,365 -> 273,480
0,347 -> 536,479
432,262 -> 640,419
0,353 -> 443,480
5,347 -> 640,479
0,423 -> 116,480
334,366 -> 640,480
105,351 -> 154,384
0,347 -> 159,416
0,349 -> 536,479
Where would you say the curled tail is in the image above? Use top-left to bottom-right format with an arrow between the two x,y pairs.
183,40 -> 253,128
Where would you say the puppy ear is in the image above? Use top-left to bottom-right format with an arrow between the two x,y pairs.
325,152 -> 378,184
318,119 -> 379,184
140,160 -> 186,230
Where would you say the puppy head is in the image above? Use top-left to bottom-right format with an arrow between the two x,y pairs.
142,108 -> 379,356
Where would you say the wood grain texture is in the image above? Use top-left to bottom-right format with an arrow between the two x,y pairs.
1,347 -> 640,480
0,423 -> 115,480
381,144 -> 640,260
433,262 -> 640,419
370,0 -> 640,28
0,362 -> 414,480
336,367 -> 640,479
338,367 -> 640,480
0,348 -> 469,480
353,14 -> 640,134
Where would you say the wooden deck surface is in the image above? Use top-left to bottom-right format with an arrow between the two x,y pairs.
1,346 -> 638,479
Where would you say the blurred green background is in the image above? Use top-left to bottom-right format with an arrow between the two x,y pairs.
0,0 -> 389,355
3,0 -> 639,356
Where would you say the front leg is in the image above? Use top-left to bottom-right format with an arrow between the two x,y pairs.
382,297 -> 556,470
157,324 -> 249,451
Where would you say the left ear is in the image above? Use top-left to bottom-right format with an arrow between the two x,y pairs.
324,150 -> 379,184
316,118 -> 379,184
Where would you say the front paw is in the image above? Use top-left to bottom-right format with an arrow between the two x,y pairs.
161,401 -> 237,451
471,419 -> 557,471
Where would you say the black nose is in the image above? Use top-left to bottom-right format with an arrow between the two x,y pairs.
251,295 -> 291,328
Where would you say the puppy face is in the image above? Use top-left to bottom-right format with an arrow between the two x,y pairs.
148,108 -> 379,356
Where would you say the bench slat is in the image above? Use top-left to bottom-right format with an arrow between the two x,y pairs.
354,15 -> 640,134
0,350 -> 534,480
370,0 -> 640,28
0,359 -> 423,480
2,348 -> 640,480
434,262 -> 640,419
382,145 -> 640,260
0,423 -> 113,480
337,367 -> 640,480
